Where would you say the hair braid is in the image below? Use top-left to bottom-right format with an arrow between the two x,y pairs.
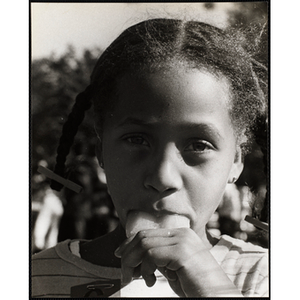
50,84 -> 94,191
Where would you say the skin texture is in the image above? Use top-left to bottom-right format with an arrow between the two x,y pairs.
93,67 -> 244,296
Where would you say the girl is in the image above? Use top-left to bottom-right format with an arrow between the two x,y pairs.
32,18 -> 268,297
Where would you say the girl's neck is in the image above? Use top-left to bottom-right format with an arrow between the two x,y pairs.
80,223 -> 126,267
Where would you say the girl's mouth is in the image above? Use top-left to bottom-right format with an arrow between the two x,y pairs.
125,210 -> 190,238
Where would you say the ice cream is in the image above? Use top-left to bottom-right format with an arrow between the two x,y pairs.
126,211 -> 190,238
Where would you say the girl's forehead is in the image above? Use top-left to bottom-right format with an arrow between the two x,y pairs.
115,67 -> 232,110
104,67 -> 233,134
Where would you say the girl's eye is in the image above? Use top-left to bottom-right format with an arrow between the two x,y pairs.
126,136 -> 149,146
185,141 -> 213,152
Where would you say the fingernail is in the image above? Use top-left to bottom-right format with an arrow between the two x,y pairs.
165,269 -> 178,281
114,247 -> 121,258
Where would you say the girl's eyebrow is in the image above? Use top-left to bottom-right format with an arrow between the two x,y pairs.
182,123 -> 223,140
115,117 -> 223,140
115,117 -> 151,127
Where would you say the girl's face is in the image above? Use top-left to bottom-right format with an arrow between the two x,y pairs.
98,67 -> 243,240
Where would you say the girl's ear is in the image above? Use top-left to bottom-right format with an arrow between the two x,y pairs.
228,146 -> 244,184
96,139 -> 104,169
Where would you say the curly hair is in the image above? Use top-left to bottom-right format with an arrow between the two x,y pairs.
91,19 -> 267,152
51,18 -> 268,222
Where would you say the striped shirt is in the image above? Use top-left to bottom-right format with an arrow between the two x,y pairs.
31,235 -> 268,297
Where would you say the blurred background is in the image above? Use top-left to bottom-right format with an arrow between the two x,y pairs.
31,2 -> 268,254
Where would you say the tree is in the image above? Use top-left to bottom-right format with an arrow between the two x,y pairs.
31,46 -> 101,194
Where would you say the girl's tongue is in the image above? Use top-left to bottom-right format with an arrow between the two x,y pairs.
126,211 -> 190,238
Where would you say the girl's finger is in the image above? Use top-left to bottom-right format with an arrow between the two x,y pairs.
143,273 -> 156,287
121,264 -> 135,285
146,245 -> 179,269
114,234 -> 135,257
116,228 -> 179,255
119,236 -> 178,273
157,267 -> 185,297
133,265 -> 142,279
120,238 -> 178,286
157,266 -> 178,281
120,239 -> 172,285
164,268 -> 178,281
140,255 -> 157,287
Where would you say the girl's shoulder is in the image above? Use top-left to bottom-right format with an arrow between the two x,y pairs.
31,239 -> 121,298
32,239 -> 121,277
210,234 -> 268,267
32,239 -> 84,260
211,234 -> 268,279
211,235 -> 269,297
217,234 -> 268,253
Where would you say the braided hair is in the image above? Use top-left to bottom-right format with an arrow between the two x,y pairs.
51,18 -> 268,223
50,85 -> 94,191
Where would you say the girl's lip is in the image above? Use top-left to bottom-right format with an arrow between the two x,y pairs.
126,210 -> 191,224
127,209 -> 186,218
125,210 -> 191,238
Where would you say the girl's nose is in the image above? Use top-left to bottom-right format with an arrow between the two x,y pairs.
144,145 -> 183,193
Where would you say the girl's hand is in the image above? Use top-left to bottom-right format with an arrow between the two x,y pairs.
115,228 -> 242,297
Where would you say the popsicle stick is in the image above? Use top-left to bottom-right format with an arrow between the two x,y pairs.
244,215 -> 269,232
37,165 -> 83,193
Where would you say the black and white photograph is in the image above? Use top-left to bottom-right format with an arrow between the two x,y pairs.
30,2 -> 270,298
